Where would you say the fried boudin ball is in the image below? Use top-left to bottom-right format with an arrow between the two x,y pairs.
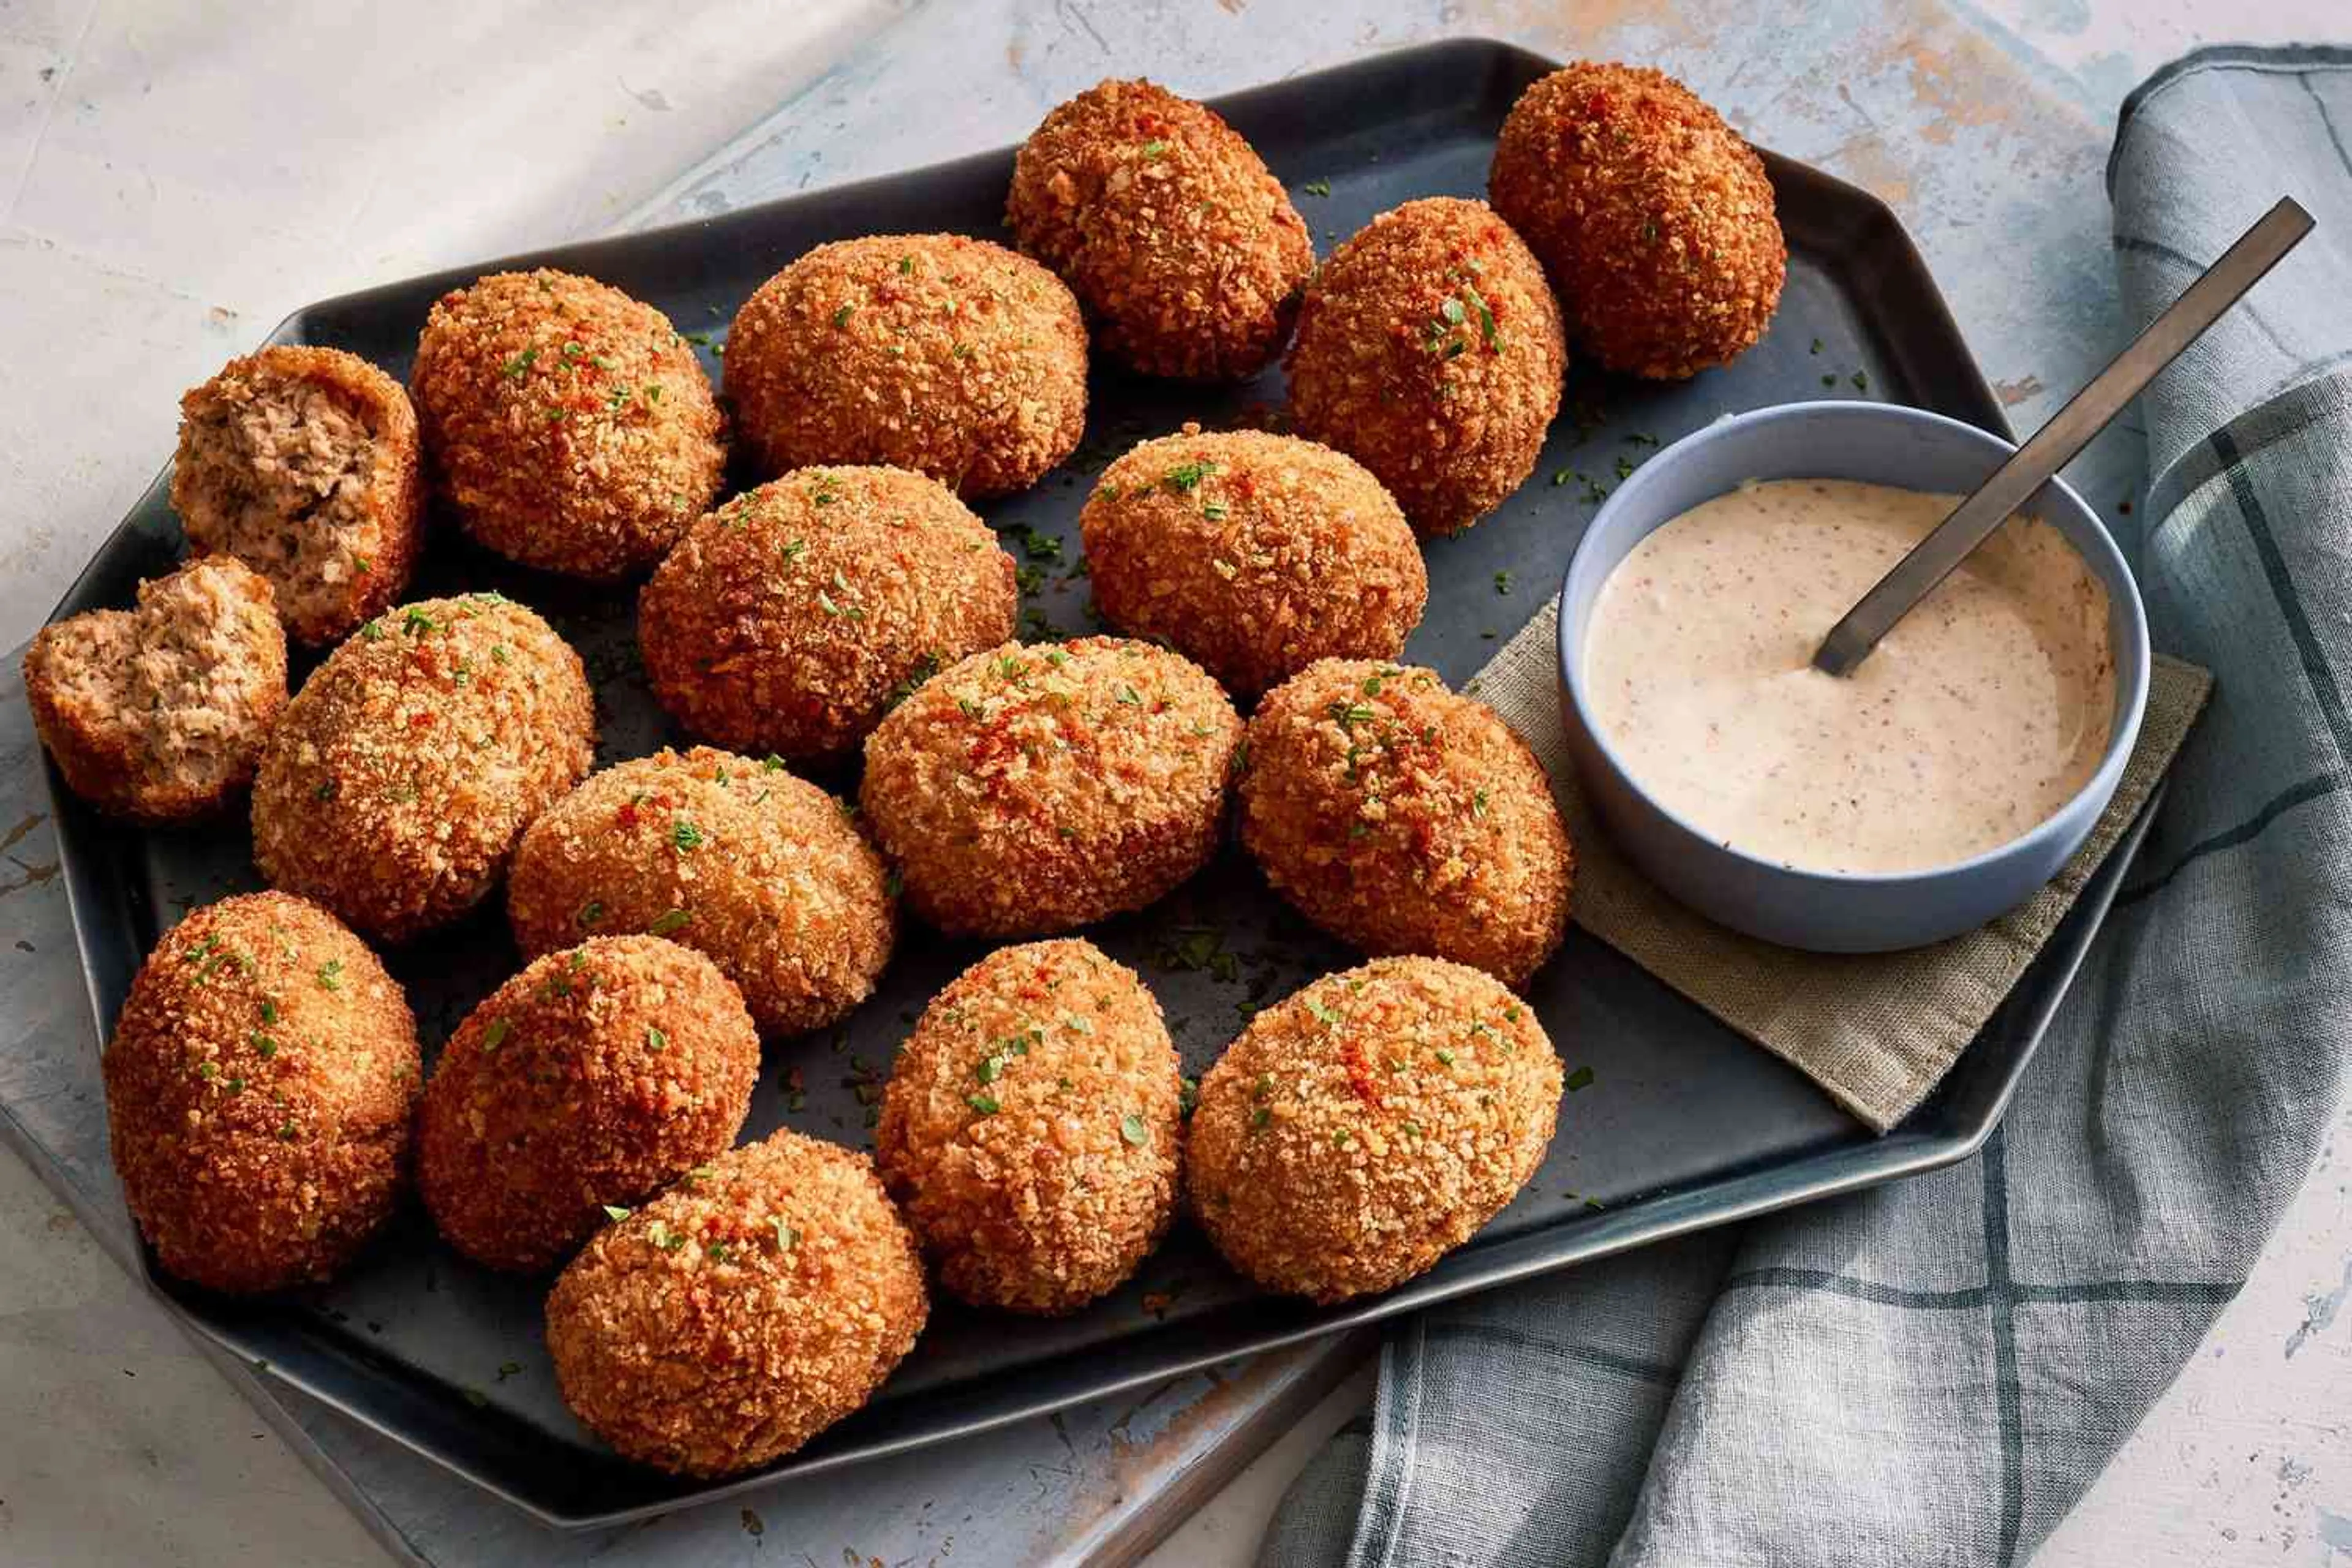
417,937 -> 760,1273
877,940 -> 1182,1313
1284,197 -> 1565,537
410,269 -> 725,578
1239,660 -> 1570,988
1080,428 -> 1426,699
637,466 -> 1018,764
544,1129 -> 928,1477
1488,62 -> 1785,379
1187,956 -> 1562,1303
859,638 -> 1242,937
723,235 -> 1087,497
507,748 -> 895,1037
1007,78 -> 1313,380
250,593 -> 595,942
102,892 -> 421,1293
26,556 -> 287,823
172,344 -> 423,644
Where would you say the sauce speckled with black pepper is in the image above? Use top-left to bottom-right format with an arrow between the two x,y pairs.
1585,478 -> 2116,874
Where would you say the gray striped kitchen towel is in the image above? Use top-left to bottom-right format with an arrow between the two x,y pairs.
1264,44 -> 2352,1568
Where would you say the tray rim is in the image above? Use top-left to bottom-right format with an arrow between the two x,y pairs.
37,34 -> 2149,1532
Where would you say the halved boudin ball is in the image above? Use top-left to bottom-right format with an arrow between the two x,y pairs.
25,556 -> 287,823
410,269 -> 726,578
637,466 -> 1018,765
877,939 -> 1182,1314
417,937 -> 761,1273
723,234 -> 1087,497
1008,78 -> 1313,380
250,593 -> 595,942
1488,61 -> 1784,380
1238,659 -> 1570,988
507,748 -> 895,1037
1284,197 -> 1566,537
859,638 -> 1242,937
1186,956 -> 1562,1303
545,1128 -> 929,1477
172,345 -> 424,645
1080,427 -> 1427,699
102,891 -> 421,1294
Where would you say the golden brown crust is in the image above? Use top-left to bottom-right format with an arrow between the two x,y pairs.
410,270 -> 725,578
1238,660 -> 1571,988
723,235 -> 1087,497
1007,78 -> 1313,380
172,344 -> 424,644
876,940 -> 1182,1314
507,748 -> 895,1037
859,637 -> 1242,937
1488,62 -> 1785,380
544,1129 -> 929,1477
417,937 -> 760,1273
1186,956 -> 1562,1303
637,466 -> 1019,764
249,593 -> 595,943
1080,428 -> 1427,699
1284,197 -> 1566,537
102,892 -> 421,1294
25,556 -> 288,824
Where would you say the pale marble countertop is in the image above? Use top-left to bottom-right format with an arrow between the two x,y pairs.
1,3 -> 2345,1564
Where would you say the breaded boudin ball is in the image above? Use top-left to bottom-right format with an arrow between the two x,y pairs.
860,638 -> 1242,937
1008,78 -> 1313,380
1081,428 -> 1427,699
1284,197 -> 1565,537
638,466 -> 1018,764
26,556 -> 287,823
1187,956 -> 1562,1303
102,892 -> 421,1294
1240,660 -> 1570,988
173,345 -> 424,644
418,937 -> 760,1273
724,235 -> 1087,497
877,940 -> 1182,1314
544,1129 -> 928,1477
251,593 -> 595,943
507,748 -> 895,1037
411,269 -> 725,578
1489,62 -> 1785,379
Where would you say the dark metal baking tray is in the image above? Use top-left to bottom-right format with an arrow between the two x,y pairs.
43,38 -> 2161,1530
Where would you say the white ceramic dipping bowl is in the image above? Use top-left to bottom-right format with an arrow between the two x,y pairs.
1556,401 -> 2150,952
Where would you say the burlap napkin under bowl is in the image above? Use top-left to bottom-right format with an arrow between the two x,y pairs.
1471,598 -> 2213,1131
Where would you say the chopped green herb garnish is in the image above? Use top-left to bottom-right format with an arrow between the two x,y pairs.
1494,571 -> 1513,595
967,1093 -> 1001,1115
1299,178 -> 1332,197
481,1017 -> 511,1053
1121,1113 -> 1150,1147
649,908 -> 692,936
1566,1065 -> 1596,1091
645,1025 -> 667,1052
671,818 -> 704,853
315,960 -> 343,992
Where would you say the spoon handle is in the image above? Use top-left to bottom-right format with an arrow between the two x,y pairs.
1811,196 -> 2314,677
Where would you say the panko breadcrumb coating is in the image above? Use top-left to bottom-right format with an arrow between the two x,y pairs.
877,940 -> 1182,1314
411,269 -> 725,578
251,593 -> 595,943
725,235 -> 1087,497
638,466 -> 1018,764
1240,660 -> 1570,988
102,892 -> 421,1294
173,344 -> 424,644
417,937 -> 760,1273
1007,78 -> 1313,380
544,1129 -> 928,1477
26,556 -> 287,824
859,637 -> 1242,937
1081,427 -> 1427,699
1284,197 -> 1566,537
1186,956 -> 1562,1303
1488,62 -> 1785,379
507,748 -> 895,1037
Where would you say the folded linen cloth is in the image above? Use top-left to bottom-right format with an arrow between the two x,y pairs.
1263,45 -> 2352,1568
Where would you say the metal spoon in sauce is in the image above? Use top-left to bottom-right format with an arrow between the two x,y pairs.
1811,197 -> 2313,677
